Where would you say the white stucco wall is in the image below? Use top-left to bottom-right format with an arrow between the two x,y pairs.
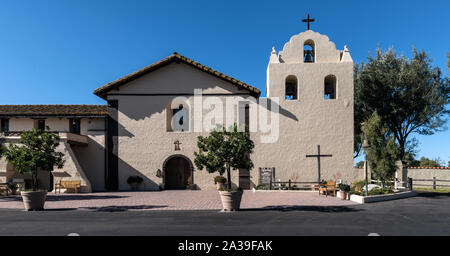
407,167 -> 450,187
1,117 -> 105,192
107,62 -> 250,190
106,30 -> 355,191
256,30 -> 354,186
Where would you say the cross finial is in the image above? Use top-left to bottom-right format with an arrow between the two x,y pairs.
302,14 -> 315,30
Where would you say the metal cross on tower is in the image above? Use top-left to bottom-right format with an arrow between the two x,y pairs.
302,14 -> 315,30
306,145 -> 332,182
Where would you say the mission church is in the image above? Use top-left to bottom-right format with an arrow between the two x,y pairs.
0,18 -> 361,192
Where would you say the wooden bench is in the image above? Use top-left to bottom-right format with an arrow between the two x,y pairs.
318,180 -> 338,197
55,180 -> 81,193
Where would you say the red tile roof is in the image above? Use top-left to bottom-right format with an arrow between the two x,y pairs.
0,105 -> 107,117
93,52 -> 261,99
408,166 -> 450,169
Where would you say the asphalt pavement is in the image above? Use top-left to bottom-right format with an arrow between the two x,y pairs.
0,192 -> 448,236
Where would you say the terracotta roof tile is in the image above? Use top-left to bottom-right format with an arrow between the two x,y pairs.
0,105 -> 107,117
93,52 -> 260,99
408,166 -> 450,169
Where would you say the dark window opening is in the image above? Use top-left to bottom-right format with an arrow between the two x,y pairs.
173,105 -> 184,126
69,118 -> 81,134
238,102 -> 250,132
245,104 -> 249,132
171,104 -> 188,132
1,119 -> 9,132
285,75 -> 298,100
37,119 -> 46,131
324,75 -> 337,99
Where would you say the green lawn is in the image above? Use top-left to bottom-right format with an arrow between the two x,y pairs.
415,187 -> 450,193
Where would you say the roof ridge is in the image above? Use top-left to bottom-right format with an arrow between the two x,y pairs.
93,52 -> 260,98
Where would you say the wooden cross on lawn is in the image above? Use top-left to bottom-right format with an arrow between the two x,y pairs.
306,145 -> 332,182
302,14 -> 315,30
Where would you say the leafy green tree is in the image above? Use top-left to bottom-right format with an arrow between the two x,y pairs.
355,161 -> 364,168
418,157 -> 441,167
361,112 -> 401,186
354,47 -> 450,160
194,124 -> 254,190
4,128 -> 65,191
403,152 -> 420,167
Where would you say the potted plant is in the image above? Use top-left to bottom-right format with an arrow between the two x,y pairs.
7,182 -> 18,195
214,176 -> 227,190
338,183 -> 351,200
127,176 -> 144,191
195,124 -> 254,211
3,127 -> 64,211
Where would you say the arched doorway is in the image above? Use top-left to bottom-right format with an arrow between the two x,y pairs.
163,155 -> 193,190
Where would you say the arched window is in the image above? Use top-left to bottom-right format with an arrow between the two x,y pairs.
167,101 -> 189,132
285,75 -> 298,100
303,40 -> 315,63
324,75 -> 337,99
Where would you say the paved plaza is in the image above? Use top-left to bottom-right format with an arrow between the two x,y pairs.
0,190 -> 356,211
0,192 -> 448,235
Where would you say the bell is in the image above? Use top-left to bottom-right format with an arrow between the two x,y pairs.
286,86 -> 295,95
304,50 -> 314,63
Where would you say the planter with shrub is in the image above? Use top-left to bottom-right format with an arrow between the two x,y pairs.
214,176 -> 227,190
338,183 -> 351,200
195,124 -> 254,211
2,128 -> 64,211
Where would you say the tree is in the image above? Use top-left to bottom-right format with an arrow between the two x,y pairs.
354,47 -> 450,160
418,157 -> 442,167
194,124 -> 254,190
403,152 -> 420,167
447,52 -> 450,70
355,161 -> 364,168
361,112 -> 401,186
4,128 -> 65,191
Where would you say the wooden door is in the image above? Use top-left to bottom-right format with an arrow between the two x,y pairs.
165,157 -> 191,190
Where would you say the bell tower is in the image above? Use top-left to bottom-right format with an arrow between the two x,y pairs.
256,16 -> 355,183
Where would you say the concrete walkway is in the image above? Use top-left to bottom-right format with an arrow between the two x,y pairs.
0,190 -> 357,211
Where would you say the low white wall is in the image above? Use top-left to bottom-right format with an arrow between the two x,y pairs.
407,167 -> 450,188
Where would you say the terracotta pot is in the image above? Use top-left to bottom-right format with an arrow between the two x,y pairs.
339,191 -> 348,200
21,191 -> 47,211
215,182 -> 224,190
219,190 -> 243,211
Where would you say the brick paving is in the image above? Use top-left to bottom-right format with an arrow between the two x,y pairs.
0,190 -> 357,211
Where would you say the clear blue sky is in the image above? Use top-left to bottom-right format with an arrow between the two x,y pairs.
0,0 -> 449,164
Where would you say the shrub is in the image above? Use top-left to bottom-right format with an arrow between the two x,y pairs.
349,189 -> 362,196
7,182 -> 18,192
338,183 -> 351,192
214,176 -> 227,184
352,180 -> 367,191
256,184 -> 270,190
368,187 -> 393,195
